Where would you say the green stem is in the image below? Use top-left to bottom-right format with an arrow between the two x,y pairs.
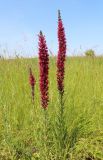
43,109 -> 48,159
58,91 -> 69,160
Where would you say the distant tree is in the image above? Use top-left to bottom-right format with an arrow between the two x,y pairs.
85,49 -> 95,57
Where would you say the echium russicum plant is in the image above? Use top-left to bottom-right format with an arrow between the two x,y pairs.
38,31 -> 49,109
29,67 -> 36,102
56,10 -> 68,158
38,31 -> 49,158
57,10 -> 66,95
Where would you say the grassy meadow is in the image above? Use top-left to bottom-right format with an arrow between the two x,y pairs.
0,57 -> 103,159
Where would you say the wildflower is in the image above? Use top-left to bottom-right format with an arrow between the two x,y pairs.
38,31 -> 49,109
57,10 -> 66,94
56,11 -> 68,154
29,67 -> 36,101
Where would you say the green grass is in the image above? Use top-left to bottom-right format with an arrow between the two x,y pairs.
0,57 -> 103,159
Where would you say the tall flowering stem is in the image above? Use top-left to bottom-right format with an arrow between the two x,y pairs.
57,10 -> 66,95
29,68 -> 36,102
56,10 -> 67,157
38,31 -> 49,109
38,31 -> 49,158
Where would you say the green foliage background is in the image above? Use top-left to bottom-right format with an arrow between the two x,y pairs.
0,57 -> 103,159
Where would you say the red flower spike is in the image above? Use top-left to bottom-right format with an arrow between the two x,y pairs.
29,68 -> 36,101
57,10 -> 66,94
38,31 -> 49,109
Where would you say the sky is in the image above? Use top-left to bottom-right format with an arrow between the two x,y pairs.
0,0 -> 103,57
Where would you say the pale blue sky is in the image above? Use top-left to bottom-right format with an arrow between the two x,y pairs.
0,0 -> 103,57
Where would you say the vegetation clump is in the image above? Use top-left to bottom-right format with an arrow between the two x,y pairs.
85,49 -> 95,57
